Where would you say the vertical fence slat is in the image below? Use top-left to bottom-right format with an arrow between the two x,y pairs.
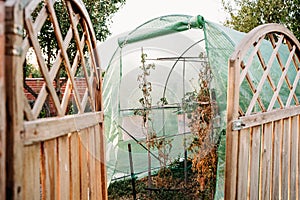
23,145 -> 40,200
271,120 -> 282,199
80,130 -> 89,200
249,126 -> 261,200
290,116 -> 298,199
99,123 -> 107,199
44,139 -> 58,200
0,1 -> 5,197
260,123 -> 273,200
89,127 -> 96,199
282,118 -> 290,199
94,125 -> 102,197
59,136 -> 70,199
70,132 -> 81,199
237,129 -> 250,199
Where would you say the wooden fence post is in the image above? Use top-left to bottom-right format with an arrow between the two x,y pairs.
5,1 -> 25,199
0,0 -> 6,198
94,45 -> 108,199
225,57 -> 240,200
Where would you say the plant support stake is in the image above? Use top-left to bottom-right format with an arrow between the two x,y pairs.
128,143 -> 137,200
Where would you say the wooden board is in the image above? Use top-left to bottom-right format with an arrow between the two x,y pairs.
58,136 -> 71,199
5,2 -> 25,198
249,126 -> 261,200
23,144 -> 40,200
0,1 -> 5,198
80,129 -> 90,200
281,118 -> 290,199
271,120 -> 281,199
43,139 -> 58,200
70,132 -> 81,199
237,128 -> 250,199
89,127 -> 96,199
95,125 -> 103,197
225,58 -> 240,200
290,116 -> 298,199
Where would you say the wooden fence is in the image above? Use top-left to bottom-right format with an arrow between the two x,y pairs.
1,0 -> 107,199
225,24 -> 300,199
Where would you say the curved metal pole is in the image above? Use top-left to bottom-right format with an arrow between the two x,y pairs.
162,38 -> 205,99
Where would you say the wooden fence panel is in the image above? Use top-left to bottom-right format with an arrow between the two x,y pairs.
225,24 -> 300,199
4,0 -> 107,199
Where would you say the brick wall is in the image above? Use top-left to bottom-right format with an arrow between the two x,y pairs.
24,78 -> 88,115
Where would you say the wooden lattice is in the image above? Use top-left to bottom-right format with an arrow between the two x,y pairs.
22,0 -> 101,120
233,24 -> 300,117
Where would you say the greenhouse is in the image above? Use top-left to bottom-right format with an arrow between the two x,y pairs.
101,14 -> 300,198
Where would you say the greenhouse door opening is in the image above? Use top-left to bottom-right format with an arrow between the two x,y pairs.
225,24 -> 300,199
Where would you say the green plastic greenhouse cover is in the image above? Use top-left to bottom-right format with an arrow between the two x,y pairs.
103,14 -> 297,199
118,15 -> 205,46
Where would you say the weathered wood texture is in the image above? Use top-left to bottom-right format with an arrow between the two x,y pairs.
4,0 -> 107,199
225,24 -> 300,200
5,1 -> 25,198
0,1 -> 5,198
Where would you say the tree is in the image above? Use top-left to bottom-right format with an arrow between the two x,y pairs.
222,0 -> 300,39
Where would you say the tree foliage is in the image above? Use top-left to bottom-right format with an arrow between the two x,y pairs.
83,0 -> 126,41
222,0 -> 300,39
37,0 -> 125,66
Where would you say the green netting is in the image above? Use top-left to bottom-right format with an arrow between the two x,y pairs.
102,14 -> 299,199
118,15 -> 205,47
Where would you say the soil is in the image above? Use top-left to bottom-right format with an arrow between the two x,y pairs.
108,152 -> 217,200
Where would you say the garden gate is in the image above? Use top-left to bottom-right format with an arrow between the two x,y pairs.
225,24 -> 300,199
1,0 -> 107,199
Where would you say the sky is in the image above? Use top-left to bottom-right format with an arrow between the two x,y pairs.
108,0 -> 227,37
